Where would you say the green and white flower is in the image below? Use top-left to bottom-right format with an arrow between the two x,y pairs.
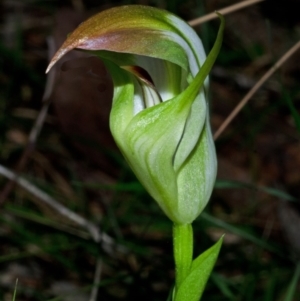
47,5 -> 224,225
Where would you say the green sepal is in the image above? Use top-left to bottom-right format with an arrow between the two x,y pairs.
174,236 -> 223,301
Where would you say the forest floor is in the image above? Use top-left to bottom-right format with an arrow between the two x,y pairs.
0,0 -> 300,300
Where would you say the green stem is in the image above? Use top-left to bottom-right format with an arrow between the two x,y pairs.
173,223 -> 193,291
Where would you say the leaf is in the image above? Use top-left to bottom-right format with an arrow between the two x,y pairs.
283,262 -> 300,301
12,279 -> 18,301
215,180 -> 297,202
174,236 -> 223,301
284,91 -> 300,133
201,212 -> 282,254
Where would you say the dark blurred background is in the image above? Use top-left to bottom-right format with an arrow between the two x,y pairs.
0,0 -> 300,300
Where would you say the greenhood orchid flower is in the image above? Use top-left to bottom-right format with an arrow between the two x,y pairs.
47,5 -> 224,225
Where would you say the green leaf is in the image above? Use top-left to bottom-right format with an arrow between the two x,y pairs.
201,212 -> 281,255
215,180 -> 297,202
285,92 -> 300,133
174,236 -> 223,301
12,279 -> 18,301
210,273 -> 236,300
283,262 -> 300,301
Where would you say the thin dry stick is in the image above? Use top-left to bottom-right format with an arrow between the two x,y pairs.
0,164 -> 100,240
0,163 -> 127,255
0,38 -> 57,206
89,258 -> 103,301
188,0 -> 265,27
214,40 -> 300,140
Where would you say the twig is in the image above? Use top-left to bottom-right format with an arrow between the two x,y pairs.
0,38 -> 57,206
0,164 -> 127,254
0,164 -> 100,239
214,40 -> 300,140
188,0 -> 265,27
89,257 -> 103,301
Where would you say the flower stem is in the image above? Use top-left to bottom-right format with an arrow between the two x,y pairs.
173,223 -> 193,291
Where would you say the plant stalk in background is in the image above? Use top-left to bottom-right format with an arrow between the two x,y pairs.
47,5 -> 224,301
